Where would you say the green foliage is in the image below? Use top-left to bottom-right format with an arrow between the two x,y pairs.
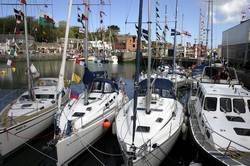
0,16 -> 121,43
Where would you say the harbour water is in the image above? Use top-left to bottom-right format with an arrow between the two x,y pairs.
0,60 -> 238,166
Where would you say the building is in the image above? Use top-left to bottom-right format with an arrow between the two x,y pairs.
222,19 -> 250,67
114,35 -> 137,52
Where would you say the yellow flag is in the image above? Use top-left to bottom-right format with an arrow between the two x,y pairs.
72,73 -> 81,83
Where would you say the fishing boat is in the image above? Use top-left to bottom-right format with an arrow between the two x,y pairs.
115,0 -> 184,165
0,2 -> 69,158
188,64 -> 250,165
54,1 -> 128,165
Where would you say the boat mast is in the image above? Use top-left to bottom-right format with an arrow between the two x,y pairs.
210,0 -> 213,61
163,5 -> 167,57
131,0 -> 143,158
22,2 -> 34,100
205,0 -> 210,61
146,0 -> 152,114
173,0 -> 178,94
57,0 -> 73,110
84,0 -> 89,105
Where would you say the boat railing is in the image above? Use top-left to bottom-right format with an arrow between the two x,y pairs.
202,113 -> 250,154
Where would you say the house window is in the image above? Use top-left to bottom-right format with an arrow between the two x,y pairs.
133,44 -> 135,48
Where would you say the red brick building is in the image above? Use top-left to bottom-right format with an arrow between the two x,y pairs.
114,35 -> 137,52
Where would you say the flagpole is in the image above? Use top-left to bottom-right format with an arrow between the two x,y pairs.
84,0 -> 89,105
164,5 -> 167,57
22,1 -> 34,100
57,0 -> 73,111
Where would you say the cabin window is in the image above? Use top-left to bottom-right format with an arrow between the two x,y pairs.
248,100 -> 250,111
103,83 -> 113,93
226,116 -> 245,122
20,95 -> 30,101
136,126 -> 150,133
36,94 -> 55,99
204,97 -> 217,111
233,99 -> 245,113
220,98 -> 231,112
92,82 -> 103,92
234,128 -> 250,136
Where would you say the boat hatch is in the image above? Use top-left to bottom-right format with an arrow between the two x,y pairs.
36,94 -> 54,99
233,128 -> 250,136
21,104 -> 32,108
136,126 -> 150,133
137,108 -> 163,112
72,112 -> 85,117
88,97 -> 96,100
156,117 -> 163,123
226,116 -> 245,122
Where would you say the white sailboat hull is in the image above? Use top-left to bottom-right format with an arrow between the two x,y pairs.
121,127 -> 181,166
56,107 -> 116,166
0,106 -> 56,157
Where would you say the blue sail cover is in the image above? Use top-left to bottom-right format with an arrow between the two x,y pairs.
138,78 -> 175,98
82,67 -> 108,85
192,64 -> 208,76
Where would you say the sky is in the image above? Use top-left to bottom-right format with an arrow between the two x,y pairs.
1,0 -> 250,47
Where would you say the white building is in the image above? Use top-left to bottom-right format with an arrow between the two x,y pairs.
222,19 -> 250,67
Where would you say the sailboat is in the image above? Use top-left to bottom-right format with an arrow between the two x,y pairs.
115,0 -> 184,165
0,2 -> 69,158
188,1 -> 250,165
54,1 -> 128,165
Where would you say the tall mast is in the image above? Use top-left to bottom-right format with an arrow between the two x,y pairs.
205,0 -> 210,59
163,5 -> 167,57
198,8 -> 202,58
131,0 -> 143,154
84,0 -> 89,105
210,0 -> 213,60
57,0 -> 73,110
181,13 -> 184,46
22,2 -> 34,100
173,0 -> 178,94
146,0 -> 152,114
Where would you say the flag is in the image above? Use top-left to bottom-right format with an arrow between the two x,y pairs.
75,58 -> 85,66
72,73 -> 81,83
100,11 -> 106,17
142,28 -> 148,35
156,13 -> 160,18
171,29 -> 181,36
182,31 -> 192,36
156,23 -> 162,30
20,0 -> 26,4
165,25 -> 169,30
82,67 -> 95,85
79,27 -> 85,33
6,59 -> 12,66
77,6 -> 81,11
156,7 -> 159,12
82,14 -> 88,20
100,19 -> 103,24
70,89 -> 80,99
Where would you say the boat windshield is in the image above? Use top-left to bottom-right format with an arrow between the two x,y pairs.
138,78 -> 175,99
233,99 -> 246,113
204,97 -> 217,111
90,79 -> 117,93
220,98 -> 231,112
201,67 -> 238,84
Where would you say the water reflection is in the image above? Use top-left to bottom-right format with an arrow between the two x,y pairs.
0,61 -> 135,89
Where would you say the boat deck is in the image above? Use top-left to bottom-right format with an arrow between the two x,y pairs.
189,99 -> 250,166
0,95 -> 68,129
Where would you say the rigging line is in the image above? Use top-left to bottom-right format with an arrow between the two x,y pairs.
78,137 -> 105,166
125,0 -> 134,23
7,131 -> 57,162
84,141 -> 123,156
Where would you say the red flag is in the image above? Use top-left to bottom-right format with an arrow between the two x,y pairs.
20,0 -> 26,4
82,14 -> 88,20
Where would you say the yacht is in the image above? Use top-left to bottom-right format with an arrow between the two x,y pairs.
188,65 -> 250,165
0,78 -> 68,157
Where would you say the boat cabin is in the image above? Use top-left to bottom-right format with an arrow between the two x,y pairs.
201,66 -> 239,84
89,78 -> 118,93
138,78 -> 175,99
